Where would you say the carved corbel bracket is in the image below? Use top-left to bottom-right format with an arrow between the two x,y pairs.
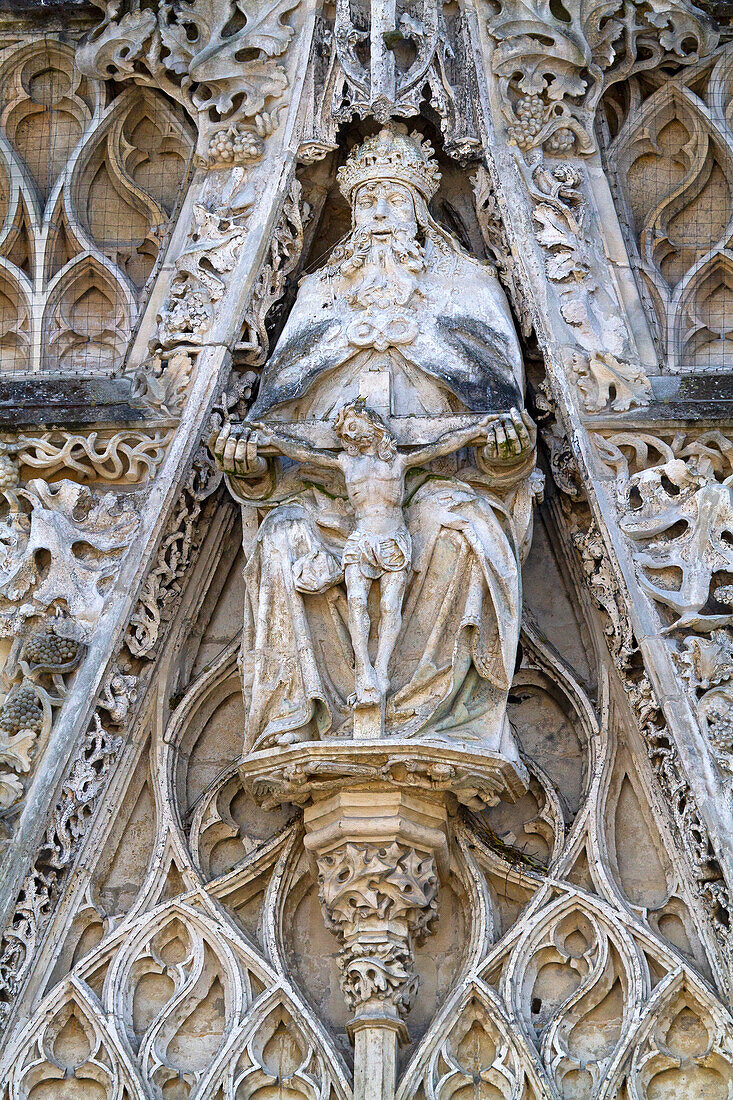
238,740 -> 529,812
303,787 -> 448,1042
240,739 -> 527,1095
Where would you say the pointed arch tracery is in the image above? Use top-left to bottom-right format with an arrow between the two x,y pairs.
0,36 -> 194,374
605,44 -> 733,373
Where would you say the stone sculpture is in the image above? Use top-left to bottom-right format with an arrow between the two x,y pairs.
4,8 -> 733,1100
211,126 -> 539,765
209,130 -> 541,1076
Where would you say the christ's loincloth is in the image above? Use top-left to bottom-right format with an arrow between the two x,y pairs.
342,527 -> 412,580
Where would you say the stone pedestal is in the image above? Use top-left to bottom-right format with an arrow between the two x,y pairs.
239,738 -> 527,1100
303,787 -> 449,1099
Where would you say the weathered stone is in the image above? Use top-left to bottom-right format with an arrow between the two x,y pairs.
0,7 -> 732,1100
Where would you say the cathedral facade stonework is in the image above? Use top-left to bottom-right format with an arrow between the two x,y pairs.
0,1 -> 732,1099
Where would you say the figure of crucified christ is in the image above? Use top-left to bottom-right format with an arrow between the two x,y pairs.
243,403 -> 532,710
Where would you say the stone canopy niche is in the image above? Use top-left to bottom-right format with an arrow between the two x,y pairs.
211,126 -> 541,1099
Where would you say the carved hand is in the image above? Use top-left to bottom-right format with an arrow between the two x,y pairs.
208,421 -> 268,478
480,409 -> 535,464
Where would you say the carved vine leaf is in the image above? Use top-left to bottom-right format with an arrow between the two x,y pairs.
157,205 -> 249,347
0,481 -> 139,638
486,0 -> 718,155
619,459 -> 733,632
568,350 -> 652,414
77,0 -> 300,144
529,163 -> 627,357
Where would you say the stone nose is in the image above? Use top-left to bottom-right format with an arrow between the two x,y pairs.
374,196 -> 390,219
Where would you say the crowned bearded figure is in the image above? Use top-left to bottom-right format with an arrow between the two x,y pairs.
212,127 -> 540,778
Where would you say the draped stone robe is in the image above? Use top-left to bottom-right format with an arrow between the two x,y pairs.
230,233 -> 534,766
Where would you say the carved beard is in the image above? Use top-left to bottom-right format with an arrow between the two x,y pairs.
334,225 -> 426,309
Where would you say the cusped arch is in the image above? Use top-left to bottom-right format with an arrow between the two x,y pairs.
607,69 -> 733,368
103,898 -> 272,1090
0,256 -> 33,371
66,85 -> 194,290
0,40 -> 100,213
6,977 -> 145,1100
227,992 -> 352,1100
673,247 -> 733,370
42,251 -> 136,372
501,890 -> 645,1096
397,979 -> 544,1100
598,969 -> 733,1098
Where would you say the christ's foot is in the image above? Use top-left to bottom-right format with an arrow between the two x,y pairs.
349,666 -> 382,708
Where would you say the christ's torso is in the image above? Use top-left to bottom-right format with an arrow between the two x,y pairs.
339,452 -> 407,535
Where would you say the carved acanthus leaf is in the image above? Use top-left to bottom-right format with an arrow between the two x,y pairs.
617,457 -> 733,633
131,351 -> 196,416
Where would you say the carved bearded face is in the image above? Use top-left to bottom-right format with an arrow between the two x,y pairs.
332,180 -> 425,308
337,413 -> 378,453
352,180 -> 418,240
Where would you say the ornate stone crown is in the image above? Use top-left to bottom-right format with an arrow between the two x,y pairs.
337,127 -> 441,203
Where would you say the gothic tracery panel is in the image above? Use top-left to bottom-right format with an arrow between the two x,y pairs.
0,4 -> 733,1100
0,36 -> 194,374
604,43 -> 733,372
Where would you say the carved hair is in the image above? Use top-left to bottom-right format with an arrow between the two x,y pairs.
333,403 -> 397,460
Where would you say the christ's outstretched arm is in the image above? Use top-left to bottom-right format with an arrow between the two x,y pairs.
402,409 -> 533,469
251,422 -> 342,471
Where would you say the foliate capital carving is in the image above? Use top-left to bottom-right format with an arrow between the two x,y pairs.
317,842 -> 438,941
339,936 -> 417,1019
304,789 -> 446,1025
485,0 -> 718,157
316,841 -> 437,1018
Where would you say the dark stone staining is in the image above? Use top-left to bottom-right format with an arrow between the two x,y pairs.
599,373 -> 733,425
0,377 -> 151,428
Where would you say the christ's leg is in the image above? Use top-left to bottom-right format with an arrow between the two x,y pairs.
345,564 -> 380,706
374,567 -> 408,696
